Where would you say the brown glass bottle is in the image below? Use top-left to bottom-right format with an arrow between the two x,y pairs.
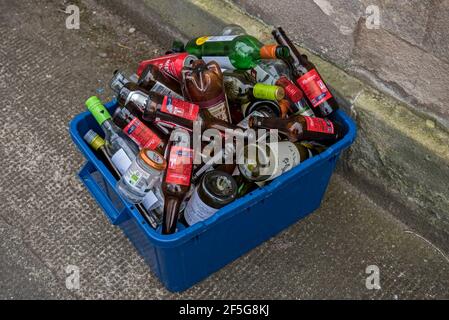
112,106 -> 167,154
272,27 -> 338,118
181,59 -> 232,123
161,130 -> 194,235
248,114 -> 343,143
138,64 -> 183,99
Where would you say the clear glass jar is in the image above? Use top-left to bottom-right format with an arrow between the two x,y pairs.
117,149 -> 167,204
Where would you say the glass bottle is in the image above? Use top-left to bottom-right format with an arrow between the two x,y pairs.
248,114 -> 343,144
117,149 -> 167,204
181,59 -> 231,122
136,65 -> 184,99
224,70 -> 285,104
161,130 -> 194,235
248,59 -> 292,85
272,27 -> 338,118
238,141 -> 313,183
85,96 -> 139,175
183,171 -> 237,226
275,76 -> 315,117
185,35 -> 290,70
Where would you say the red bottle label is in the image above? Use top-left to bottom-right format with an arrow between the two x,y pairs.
137,53 -> 191,80
297,69 -> 332,108
282,79 -> 304,103
161,96 -> 199,121
123,118 -> 162,150
304,116 -> 335,134
165,146 -> 193,186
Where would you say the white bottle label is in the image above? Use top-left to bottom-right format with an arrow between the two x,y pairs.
111,148 -> 132,175
142,191 -> 160,211
206,35 -> 238,42
266,142 -> 302,180
202,56 -> 235,70
184,188 -> 218,226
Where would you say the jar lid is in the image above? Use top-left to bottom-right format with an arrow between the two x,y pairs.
140,149 -> 167,171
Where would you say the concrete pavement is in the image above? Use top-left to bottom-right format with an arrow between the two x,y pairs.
0,0 -> 448,299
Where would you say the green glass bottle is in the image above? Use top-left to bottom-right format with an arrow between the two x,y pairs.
185,35 -> 290,70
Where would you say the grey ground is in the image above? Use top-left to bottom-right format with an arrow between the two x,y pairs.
0,0 -> 448,300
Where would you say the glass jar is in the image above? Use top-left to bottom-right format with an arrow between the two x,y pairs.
117,149 -> 167,204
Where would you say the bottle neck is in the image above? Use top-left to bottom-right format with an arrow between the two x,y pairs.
162,196 -> 181,235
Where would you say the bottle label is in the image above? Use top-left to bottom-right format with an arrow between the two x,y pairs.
150,82 -> 183,100
165,146 -> 193,186
283,81 -> 303,103
142,191 -> 160,211
205,35 -> 237,42
267,142 -> 301,180
202,56 -> 234,70
161,96 -> 199,121
111,149 -> 133,175
304,116 -> 335,134
296,69 -> 332,108
123,118 -> 162,150
184,187 -> 218,226
123,167 -> 151,193
199,92 -> 231,122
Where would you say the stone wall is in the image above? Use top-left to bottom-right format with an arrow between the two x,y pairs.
232,0 -> 449,128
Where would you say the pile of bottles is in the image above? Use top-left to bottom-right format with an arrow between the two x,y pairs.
84,25 -> 344,235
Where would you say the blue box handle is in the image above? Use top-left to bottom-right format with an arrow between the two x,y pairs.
78,161 -> 130,225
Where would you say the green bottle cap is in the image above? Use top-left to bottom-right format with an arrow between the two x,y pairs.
85,96 -> 111,125
83,129 -> 105,151
253,83 -> 285,101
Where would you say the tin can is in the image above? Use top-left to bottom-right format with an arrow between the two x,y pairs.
137,53 -> 197,81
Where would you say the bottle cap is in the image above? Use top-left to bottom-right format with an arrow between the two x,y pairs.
140,149 -> 167,171
201,171 -> 237,207
253,83 -> 285,101
85,96 -> 111,125
260,45 -> 290,59
83,129 -> 105,151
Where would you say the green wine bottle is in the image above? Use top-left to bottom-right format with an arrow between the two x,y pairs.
185,35 -> 290,70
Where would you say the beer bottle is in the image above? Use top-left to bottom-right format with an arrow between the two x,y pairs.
185,35 -> 290,70
85,96 -> 139,175
161,130 -> 194,235
137,65 -> 184,99
183,171 -> 237,226
112,106 -> 167,154
272,27 -> 338,118
224,70 -> 285,104
112,79 -> 201,131
181,60 -> 231,123
249,114 -> 343,143
275,76 -> 315,117
238,141 -> 313,183
165,39 -> 185,54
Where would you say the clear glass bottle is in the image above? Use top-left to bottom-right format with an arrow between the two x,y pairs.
85,96 -> 139,175
248,59 -> 292,85
117,149 -> 167,204
221,24 -> 247,36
